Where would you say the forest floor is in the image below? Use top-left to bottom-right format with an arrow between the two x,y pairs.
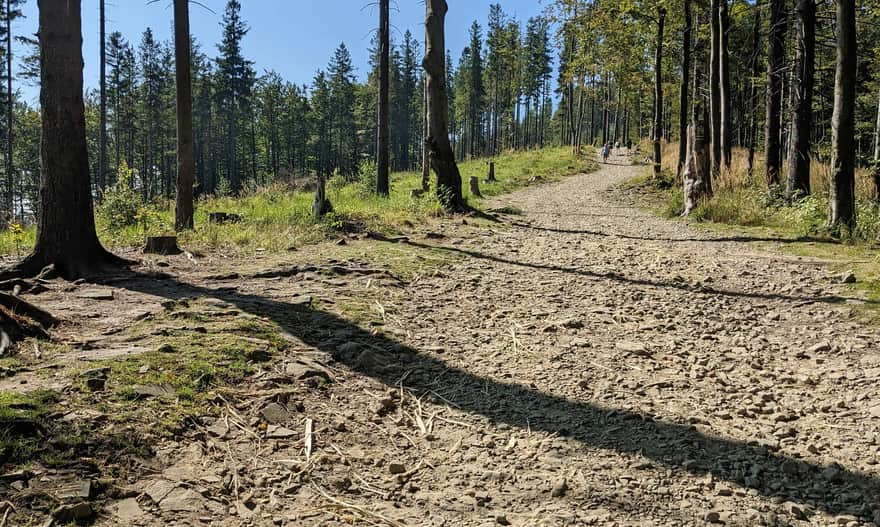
3,153 -> 880,526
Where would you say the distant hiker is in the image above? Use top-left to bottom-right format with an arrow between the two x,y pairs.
601,143 -> 610,162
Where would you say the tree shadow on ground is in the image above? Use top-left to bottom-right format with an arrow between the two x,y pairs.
106,270 -> 880,521
509,221 -> 836,245
393,239 -> 876,307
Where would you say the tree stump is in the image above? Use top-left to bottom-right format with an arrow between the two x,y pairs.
487,161 -> 496,182
469,176 -> 482,198
143,236 -> 182,255
209,212 -> 243,224
313,175 -> 332,220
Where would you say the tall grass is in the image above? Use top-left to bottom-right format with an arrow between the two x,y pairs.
0,147 -> 596,256
655,141 -> 880,244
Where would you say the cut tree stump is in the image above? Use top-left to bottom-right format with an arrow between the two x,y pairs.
469,176 -> 483,198
143,236 -> 182,255
209,212 -> 243,224
487,161 -> 496,182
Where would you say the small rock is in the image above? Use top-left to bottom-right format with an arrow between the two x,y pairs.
808,341 -> 832,354
79,289 -> 115,301
704,511 -> 722,524
558,318 -> 584,329
132,384 -> 175,399
616,341 -> 651,357
265,425 -> 298,440
157,343 -> 175,353
785,502 -> 809,521
52,503 -> 94,523
550,479 -> 568,498
260,402 -> 291,424
496,515 -> 511,525
159,487 -> 206,512
840,271 -> 857,284
388,463 -> 407,475
112,498 -> 144,520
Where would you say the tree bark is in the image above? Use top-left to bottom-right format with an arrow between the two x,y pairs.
719,0 -> 732,171
747,2 -> 761,181
376,0 -> 390,196
652,8 -> 666,176
786,0 -> 815,200
424,0 -> 464,212
710,0 -> 721,178
677,0 -> 692,179
98,0 -> 106,194
174,0 -> 195,231
14,0 -> 124,279
5,0 -> 14,219
828,0 -> 856,232
765,0 -> 787,187
683,54 -> 712,216
874,89 -> 880,202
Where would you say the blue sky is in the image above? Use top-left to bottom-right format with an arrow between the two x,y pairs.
15,0 -> 550,103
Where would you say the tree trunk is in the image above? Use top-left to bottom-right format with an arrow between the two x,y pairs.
98,0 -> 106,195
173,0 -> 195,231
15,0 -> 124,279
710,0 -> 721,177
828,0 -> 856,232
5,0 -> 13,219
765,0 -> 787,187
747,3 -> 761,181
652,8 -> 666,176
421,71 -> 430,192
786,0 -> 815,200
424,0 -> 464,212
683,54 -> 712,216
874,89 -> 880,201
719,0 -> 732,171
677,0 -> 692,178
376,0 -> 390,196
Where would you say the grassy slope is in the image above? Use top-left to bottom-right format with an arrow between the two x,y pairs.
0,147 -> 596,256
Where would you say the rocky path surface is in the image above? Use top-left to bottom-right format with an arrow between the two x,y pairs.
14,154 -> 880,526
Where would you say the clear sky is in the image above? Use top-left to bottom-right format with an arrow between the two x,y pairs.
14,0 -> 550,104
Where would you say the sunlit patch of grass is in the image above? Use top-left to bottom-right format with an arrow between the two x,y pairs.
0,147 -> 597,257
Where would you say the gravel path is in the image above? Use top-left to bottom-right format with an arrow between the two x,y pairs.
95,155 -> 880,526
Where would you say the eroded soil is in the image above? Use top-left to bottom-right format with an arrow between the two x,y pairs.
3,154 -> 880,526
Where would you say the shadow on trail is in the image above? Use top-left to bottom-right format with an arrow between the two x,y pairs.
394,239 -> 876,307
105,270 -> 879,521
510,221 -> 836,246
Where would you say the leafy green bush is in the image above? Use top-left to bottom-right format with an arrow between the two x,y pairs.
97,161 -> 143,230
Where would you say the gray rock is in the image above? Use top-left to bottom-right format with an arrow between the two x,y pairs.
159,487 -> 206,512
112,498 -> 144,521
260,402 -> 291,424
266,425 -> 298,440
840,271 -> 857,284
52,503 -> 94,523
550,479 -> 568,498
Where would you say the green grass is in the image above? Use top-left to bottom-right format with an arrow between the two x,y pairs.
0,147 -> 596,256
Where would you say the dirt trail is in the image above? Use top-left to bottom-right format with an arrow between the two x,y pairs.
8,154 -> 880,526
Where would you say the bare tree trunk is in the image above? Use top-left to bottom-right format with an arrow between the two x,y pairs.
710,0 -> 721,178
424,0 -> 463,212
652,8 -> 666,176
874,89 -> 880,201
765,0 -> 787,187
421,70 -> 429,192
747,2 -> 761,181
786,0 -> 815,200
376,0 -> 390,196
683,51 -> 712,216
5,0 -> 13,219
719,0 -> 732,171
97,0 -> 106,195
828,0 -> 856,232
173,0 -> 194,230
14,0 -> 124,279
677,0 -> 692,179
